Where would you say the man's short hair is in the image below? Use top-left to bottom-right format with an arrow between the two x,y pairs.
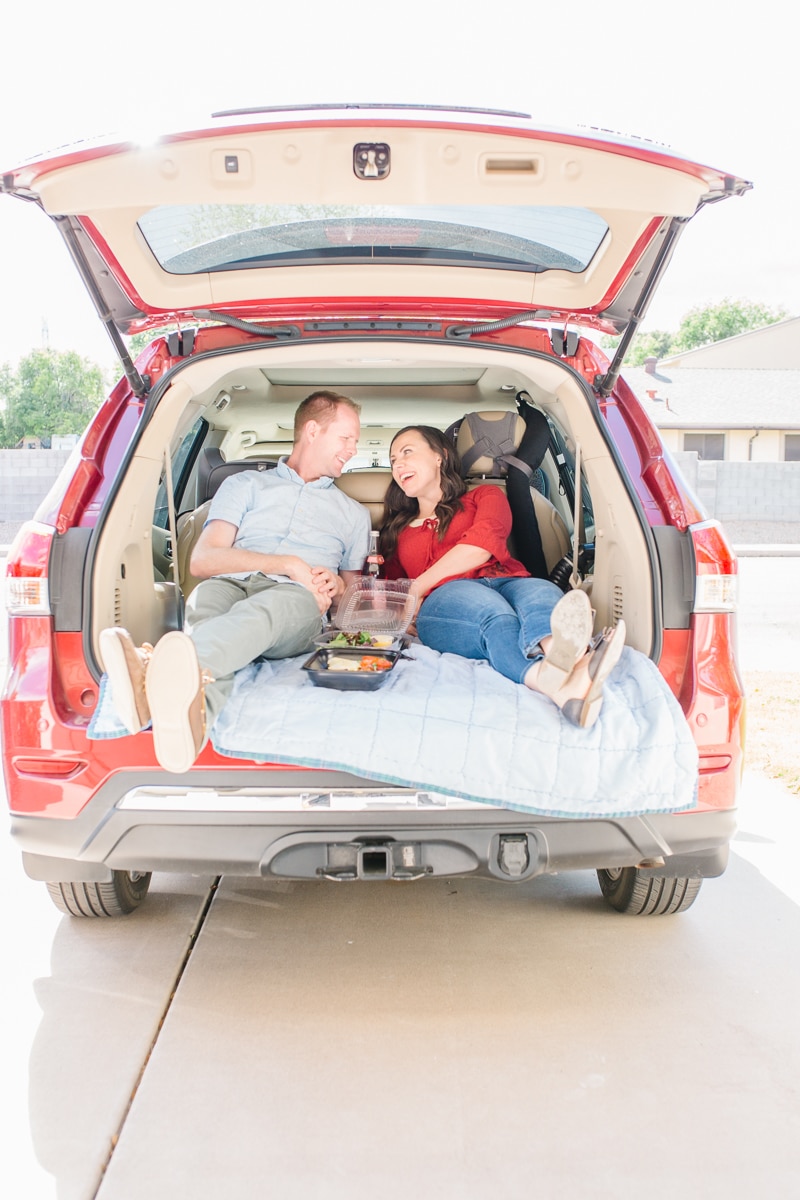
294,390 -> 361,439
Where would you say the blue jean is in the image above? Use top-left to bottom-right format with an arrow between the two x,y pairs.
416,576 -> 565,685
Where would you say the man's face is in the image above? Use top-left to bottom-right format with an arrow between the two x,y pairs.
308,405 -> 360,477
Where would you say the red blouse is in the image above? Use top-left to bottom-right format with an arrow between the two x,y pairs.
384,485 -> 528,590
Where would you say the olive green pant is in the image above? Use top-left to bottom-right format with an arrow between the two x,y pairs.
184,574 -> 323,735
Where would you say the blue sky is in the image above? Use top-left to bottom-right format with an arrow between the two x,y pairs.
2,0 -> 796,373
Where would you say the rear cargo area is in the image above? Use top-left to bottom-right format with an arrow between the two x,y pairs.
90,336 -> 657,665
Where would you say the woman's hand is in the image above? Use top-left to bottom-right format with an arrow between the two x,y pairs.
411,543 -> 492,600
405,582 -> 426,638
307,566 -> 344,614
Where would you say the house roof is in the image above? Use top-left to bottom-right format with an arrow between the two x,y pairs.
622,366 -> 800,429
658,315 -> 800,369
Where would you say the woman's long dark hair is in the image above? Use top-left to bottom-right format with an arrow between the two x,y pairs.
380,426 -> 467,562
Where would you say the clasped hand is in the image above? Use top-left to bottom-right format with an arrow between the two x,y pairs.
281,556 -> 343,613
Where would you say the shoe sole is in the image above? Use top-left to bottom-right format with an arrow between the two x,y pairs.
568,619 -> 627,729
537,589 -> 593,691
99,628 -> 149,734
145,631 -> 205,774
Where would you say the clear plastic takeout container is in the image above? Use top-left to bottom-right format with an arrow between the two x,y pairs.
334,578 -> 416,635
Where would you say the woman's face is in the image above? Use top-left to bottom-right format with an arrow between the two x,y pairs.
389,429 -> 443,500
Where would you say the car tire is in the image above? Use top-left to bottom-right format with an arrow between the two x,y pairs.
596,867 -> 702,915
46,871 -> 152,917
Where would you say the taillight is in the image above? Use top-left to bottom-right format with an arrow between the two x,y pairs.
690,519 -> 738,613
4,521 -> 55,615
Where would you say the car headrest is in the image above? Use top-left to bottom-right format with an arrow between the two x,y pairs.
455,411 -> 526,477
198,448 -> 278,503
335,469 -> 393,527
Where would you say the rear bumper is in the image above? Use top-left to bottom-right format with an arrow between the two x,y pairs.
11,768 -> 734,885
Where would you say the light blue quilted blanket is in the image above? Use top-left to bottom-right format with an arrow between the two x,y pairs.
89,643 -> 698,819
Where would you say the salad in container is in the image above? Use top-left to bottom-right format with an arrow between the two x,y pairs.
303,579 -> 416,689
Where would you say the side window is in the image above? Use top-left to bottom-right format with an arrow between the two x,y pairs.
548,420 -> 595,534
784,434 -> 800,462
153,418 -> 207,529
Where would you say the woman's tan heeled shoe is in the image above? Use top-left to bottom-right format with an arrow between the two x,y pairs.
536,589 -> 594,692
561,620 -> 627,729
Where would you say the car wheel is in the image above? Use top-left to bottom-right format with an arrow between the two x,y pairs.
596,867 -> 702,915
46,871 -> 152,917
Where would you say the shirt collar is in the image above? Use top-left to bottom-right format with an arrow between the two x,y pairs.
276,456 -> 336,489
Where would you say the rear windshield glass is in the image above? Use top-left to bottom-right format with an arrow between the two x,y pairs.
137,204 -> 608,274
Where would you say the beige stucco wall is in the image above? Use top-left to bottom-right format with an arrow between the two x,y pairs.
659,429 -> 682,454
728,429 -> 783,461
660,428 -> 788,461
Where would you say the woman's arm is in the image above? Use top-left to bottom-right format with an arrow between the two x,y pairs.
410,487 -> 513,600
410,542 -> 491,603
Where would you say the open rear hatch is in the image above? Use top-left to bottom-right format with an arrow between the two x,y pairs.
2,104 -> 751,396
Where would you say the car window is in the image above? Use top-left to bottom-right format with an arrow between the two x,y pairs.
547,420 -> 595,540
153,418 -> 207,529
138,204 -> 609,275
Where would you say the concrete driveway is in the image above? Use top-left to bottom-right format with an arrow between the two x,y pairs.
2,556 -> 799,1199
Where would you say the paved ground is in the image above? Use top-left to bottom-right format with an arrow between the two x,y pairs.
1,558 -> 799,1198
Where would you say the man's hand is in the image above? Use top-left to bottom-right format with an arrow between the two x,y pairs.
310,566 -> 345,602
277,558 -> 334,613
190,523 -> 349,617
279,556 -> 319,590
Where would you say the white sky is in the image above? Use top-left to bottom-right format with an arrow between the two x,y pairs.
1,0 -> 797,374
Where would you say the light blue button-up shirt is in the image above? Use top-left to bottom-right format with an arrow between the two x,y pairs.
206,458 -> 371,580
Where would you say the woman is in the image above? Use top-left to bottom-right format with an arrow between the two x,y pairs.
380,425 -> 625,728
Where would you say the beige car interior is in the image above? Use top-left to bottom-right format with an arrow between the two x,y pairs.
92,339 -> 654,661
175,417 -> 571,599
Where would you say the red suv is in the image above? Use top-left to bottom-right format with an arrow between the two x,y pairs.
1,106 -> 746,918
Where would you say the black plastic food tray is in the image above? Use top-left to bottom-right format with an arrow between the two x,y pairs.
301,647 -> 401,690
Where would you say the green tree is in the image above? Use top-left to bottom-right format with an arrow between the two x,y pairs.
0,348 -> 105,447
600,328 -> 674,366
670,298 -> 787,353
127,327 -> 174,359
126,321 -> 218,360
0,361 -> 13,445
601,298 -> 789,365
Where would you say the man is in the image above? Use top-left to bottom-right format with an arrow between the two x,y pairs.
100,390 -> 371,773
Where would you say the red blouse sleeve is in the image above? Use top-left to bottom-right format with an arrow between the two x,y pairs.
453,486 -> 513,559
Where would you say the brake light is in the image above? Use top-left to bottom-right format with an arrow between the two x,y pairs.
690,519 -> 738,613
4,521 -> 55,614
